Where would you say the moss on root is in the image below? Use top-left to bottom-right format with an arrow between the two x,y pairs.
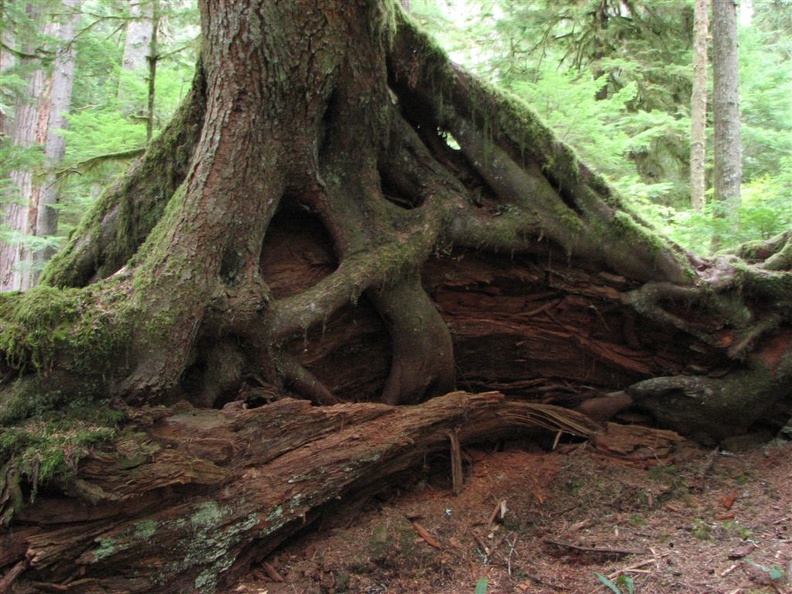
0,403 -> 122,505
0,281 -> 135,505
0,384 -> 125,524
0,283 -> 133,377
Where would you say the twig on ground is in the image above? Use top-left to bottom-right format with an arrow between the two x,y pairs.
544,539 -> 641,556
448,429 -> 464,495
485,499 -> 507,530
720,563 -> 739,577
412,521 -> 442,549
0,561 -> 27,593
607,553 -> 669,580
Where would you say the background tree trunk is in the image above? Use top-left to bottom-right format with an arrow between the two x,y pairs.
690,0 -> 709,213
119,0 -> 155,111
1,0 -> 80,291
0,2 -> 44,292
28,0 -> 81,285
119,0 -> 160,141
711,0 -> 742,240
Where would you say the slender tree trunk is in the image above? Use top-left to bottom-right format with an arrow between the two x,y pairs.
0,18 -> 13,134
144,0 -> 160,142
690,0 -> 709,213
28,0 -> 81,286
119,0 -> 155,117
711,0 -> 741,241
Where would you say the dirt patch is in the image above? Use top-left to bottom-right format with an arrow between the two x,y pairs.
236,435 -> 791,594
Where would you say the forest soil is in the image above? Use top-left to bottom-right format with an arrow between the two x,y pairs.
234,434 -> 791,594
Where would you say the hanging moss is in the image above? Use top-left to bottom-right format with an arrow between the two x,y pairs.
0,387 -> 127,524
370,0 -> 398,47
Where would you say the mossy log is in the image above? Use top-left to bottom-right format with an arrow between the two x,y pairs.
2,392 -> 601,593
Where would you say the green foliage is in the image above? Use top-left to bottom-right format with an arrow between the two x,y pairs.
745,560 -> 787,584
595,573 -> 635,594
691,518 -> 712,540
3,0 -> 789,272
474,577 -> 489,594
1,0 -> 198,267
417,0 -> 791,255
633,159 -> 792,254
0,142 -> 44,231
62,109 -> 148,159
594,571 -> 635,594
509,71 -> 634,177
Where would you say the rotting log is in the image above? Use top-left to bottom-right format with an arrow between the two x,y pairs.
2,392 -> 599,593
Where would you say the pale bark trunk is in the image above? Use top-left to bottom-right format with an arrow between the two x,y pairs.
711,0 -> 741,230
0,22 -> 13,134
145,1 -> 159,142
119,0 -> 155,114
690,0 -> 708,213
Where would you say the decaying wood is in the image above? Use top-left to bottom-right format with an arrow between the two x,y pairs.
2,392 -> 599,593
592,422 -> 687,465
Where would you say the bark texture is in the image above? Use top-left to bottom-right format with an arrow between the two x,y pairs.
712,0 -> 742,217
690,0 -> 709,212
2,392 -> 601,594
1,1 -> 791,591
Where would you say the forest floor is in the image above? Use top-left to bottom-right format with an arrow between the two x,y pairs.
235,431 -> 791,594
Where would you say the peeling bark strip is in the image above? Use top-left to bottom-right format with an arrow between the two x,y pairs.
4,393 -> 598,593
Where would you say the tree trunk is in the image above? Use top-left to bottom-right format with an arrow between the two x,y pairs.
119,0 -> 160,141
711,0 -> 742,236
0,0 -> 80,291
144,1 -> 159,142
28,0 -> 81,285
690,0 -> 709,213
0,2 -> 45,292
119,0 -> 155,112
1,1 -> 791,591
